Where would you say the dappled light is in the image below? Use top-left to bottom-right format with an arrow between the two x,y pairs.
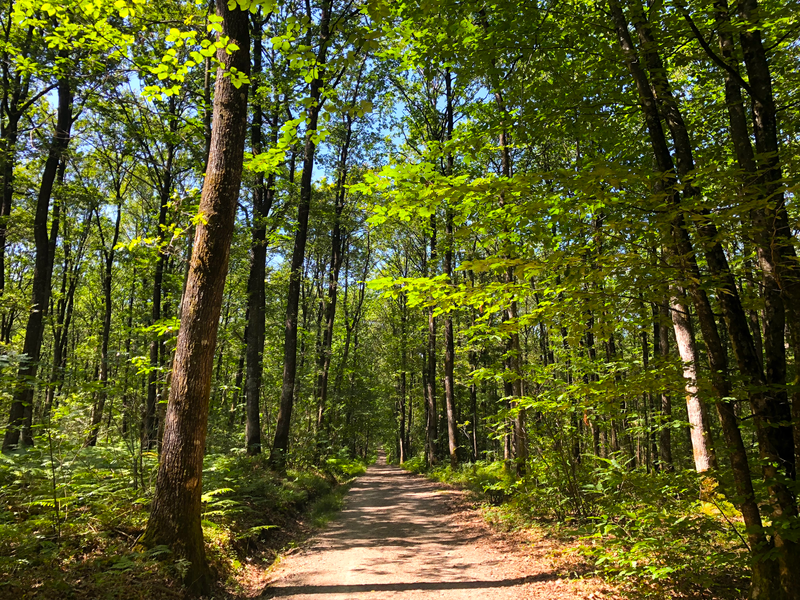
1,0 -> 798,597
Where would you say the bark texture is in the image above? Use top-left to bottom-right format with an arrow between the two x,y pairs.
669,290 -> 717,472
140,3 -> 249,594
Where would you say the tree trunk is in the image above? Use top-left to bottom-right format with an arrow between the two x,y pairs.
709,0 -> 800,508
269,0 -> 331,471
425,218 -> 438,467
231,327 -> 246,428
139,3 -> 249,594
3,76 -> 72,451
244,17 -> 276,455
398,369 -> 406,464
732,0 -> 800,417
0,26 -> 36,304
631,7 -> 799,586
144,102 -> 177,451
122,265 -> 137,436
469,285 -> 480,463
0,112 -> 20,300
656,299 -> 673,469
632,0 -> 795,484
611,0 -> 734,474
406,372 -> 413,457
87,200 -> 122,447
315,107 -> 356,438
669,288 -> 718,472
43,210 -> 89,417
398,294 -> 408,463
443,71 -> 458,470
610,2 -> 796,594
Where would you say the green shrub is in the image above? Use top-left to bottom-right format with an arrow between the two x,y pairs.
0,444 -> 364,598
573,457 -> 748,593
325,449 -> 368,479
401,454 -> 426,474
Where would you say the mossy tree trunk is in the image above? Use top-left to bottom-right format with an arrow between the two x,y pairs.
140,2 -> 250,594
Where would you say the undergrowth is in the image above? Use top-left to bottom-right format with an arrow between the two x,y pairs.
0,443 -> 366,599
401,453 -> 749,599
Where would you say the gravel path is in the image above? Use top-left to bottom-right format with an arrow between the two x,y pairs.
260,454 -> 604,599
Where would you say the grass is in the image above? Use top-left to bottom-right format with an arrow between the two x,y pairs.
307,482 -> 351,528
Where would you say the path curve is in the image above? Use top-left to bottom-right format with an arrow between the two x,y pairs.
260,454 -> 597,599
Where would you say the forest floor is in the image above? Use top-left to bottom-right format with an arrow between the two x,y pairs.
255,453 -> 615,600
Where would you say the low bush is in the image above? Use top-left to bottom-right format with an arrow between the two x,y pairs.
324,449 -> 368,479
0,444 -> 364,599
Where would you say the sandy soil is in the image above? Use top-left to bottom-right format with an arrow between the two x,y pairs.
258,453 -> 613,599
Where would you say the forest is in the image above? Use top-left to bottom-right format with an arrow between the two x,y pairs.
0,0 -> 799,597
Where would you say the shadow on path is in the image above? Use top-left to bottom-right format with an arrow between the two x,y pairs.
263,575 -> 556,597
259,451 -> 549,599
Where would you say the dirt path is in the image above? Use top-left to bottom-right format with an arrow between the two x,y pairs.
260,454 -> 607,599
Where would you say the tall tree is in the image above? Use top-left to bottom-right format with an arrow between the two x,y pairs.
86,167 -> 124,447
269,0 -> 334,470
314,67 -> 365,442
442,70 -> 458,469
140,1 -> 250,593
3,73 -> 73,451
243,12 -> 277,455
609,0 -> 799,593
143,96 -> 179,451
